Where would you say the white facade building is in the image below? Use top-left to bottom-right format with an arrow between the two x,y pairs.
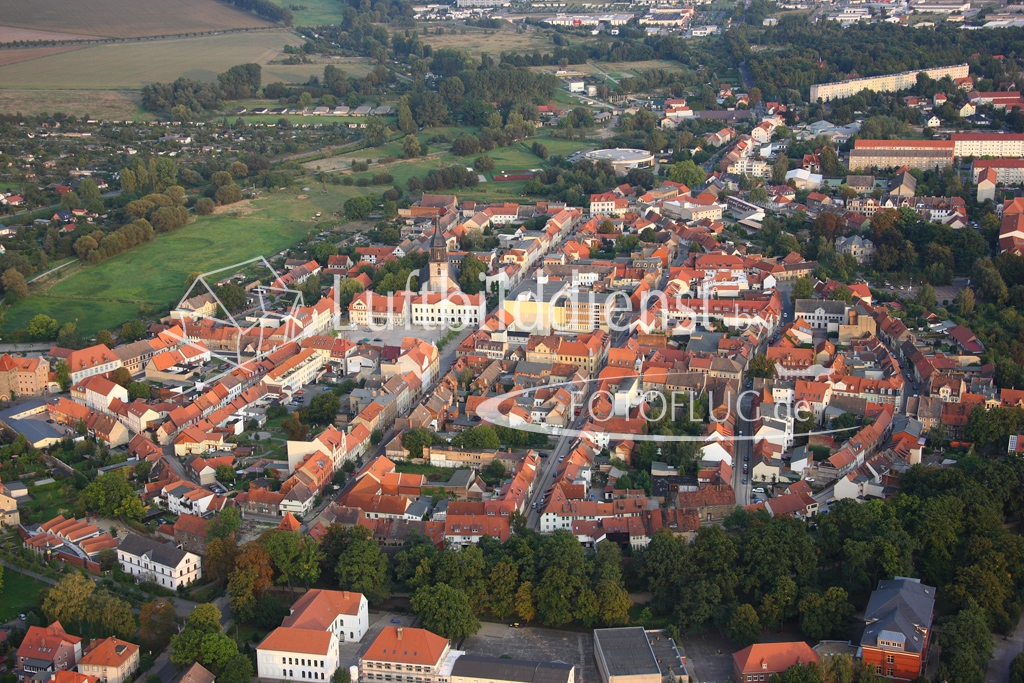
117,533 -> 201,589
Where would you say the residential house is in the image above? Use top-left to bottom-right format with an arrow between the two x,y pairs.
16,622 -> 82,683
76,638 -> 139,683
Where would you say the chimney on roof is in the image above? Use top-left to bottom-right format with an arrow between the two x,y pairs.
396,628 -> 403,640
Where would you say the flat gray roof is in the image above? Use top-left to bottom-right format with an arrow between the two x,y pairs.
593,628 -> 660,677
452,656 -> 573,683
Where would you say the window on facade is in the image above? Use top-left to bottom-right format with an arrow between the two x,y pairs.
875,666 -> 882,674
886,655 -> 894,664
886,670 -> 894,677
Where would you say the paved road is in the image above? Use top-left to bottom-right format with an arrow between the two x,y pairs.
28,260 -> 77,283
525,408 -> 592,530
986,613 -> 1024,683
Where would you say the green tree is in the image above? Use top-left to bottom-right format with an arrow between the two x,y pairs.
411,583 -> 481,638
487,560 -> 519,620
27,314 -> 59,341
515,581 -> 536,622
55,360 -> 72,391
1,267 -> 28,302
668,160 -> 706,188
304,392 -> 340,424
937,601 -> 993,683
43,573 -> 94,632
772,155 -> 789,185
748,354 -> 776,378
207,508 -> 241,540
365,116 -> 390,146
83,472 -> 145,520
139,599 -> 178,651
89,593 -> 136,639
792,276 -> 814,300
916,283 -> 937,310
336,526 -> 391,603
195,197 -> 215,215
759,576 -> 797,630
402,135 -> 422,159
798,587 -> 853,640
727,603 -> 762,647
459,254 -> 487,295
344,196 -> 374,220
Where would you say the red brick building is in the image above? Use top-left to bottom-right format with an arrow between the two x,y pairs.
860,578 -> 935,681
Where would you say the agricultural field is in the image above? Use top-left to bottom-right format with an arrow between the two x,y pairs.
0,89 -> 145,119
0,26 -> 96,42
0,0 -> 271,39
0,30 -> 302,89
412,25 -> 555,54
4,184 -> 377,336
0,46 -> 83,67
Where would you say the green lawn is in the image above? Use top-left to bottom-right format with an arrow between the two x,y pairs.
0,571 -> 49,621
288,0 -> 350,25
394,461 -> 469,482
5,184 -> 376,335
20,483 -> 73,524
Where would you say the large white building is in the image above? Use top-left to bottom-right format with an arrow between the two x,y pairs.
282,589 -> 370,644
257,628 -> 340,683
117,533 -> 201,589
809,64 -> 968,102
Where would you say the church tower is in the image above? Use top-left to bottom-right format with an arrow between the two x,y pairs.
428,219 -> 449,293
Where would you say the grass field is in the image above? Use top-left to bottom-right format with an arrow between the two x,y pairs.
411,26 -> 554,54
289,0 -> 350,26
263,58 -> 377,84
0,0 -> 271,39
0,572 -> 48,621
0,30 -> 301,89
5,184 -> 376,335
0,89 -> 145,119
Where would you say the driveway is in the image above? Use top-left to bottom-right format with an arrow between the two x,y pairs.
986,614 -> 1024,683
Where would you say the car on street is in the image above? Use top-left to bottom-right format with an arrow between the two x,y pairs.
744,454 -> 749,461
742,477 -> 748,484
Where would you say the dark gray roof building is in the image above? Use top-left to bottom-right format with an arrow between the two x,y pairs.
861,577 -> 935,654
118,533 -> 190,567
593,628 -> 660,683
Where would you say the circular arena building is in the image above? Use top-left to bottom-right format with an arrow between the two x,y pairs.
585,148 -> 655,174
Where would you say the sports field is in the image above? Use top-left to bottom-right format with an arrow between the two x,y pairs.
0,30 -> 302,88
0,0 -> 271,39
5,184 -> 376,335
